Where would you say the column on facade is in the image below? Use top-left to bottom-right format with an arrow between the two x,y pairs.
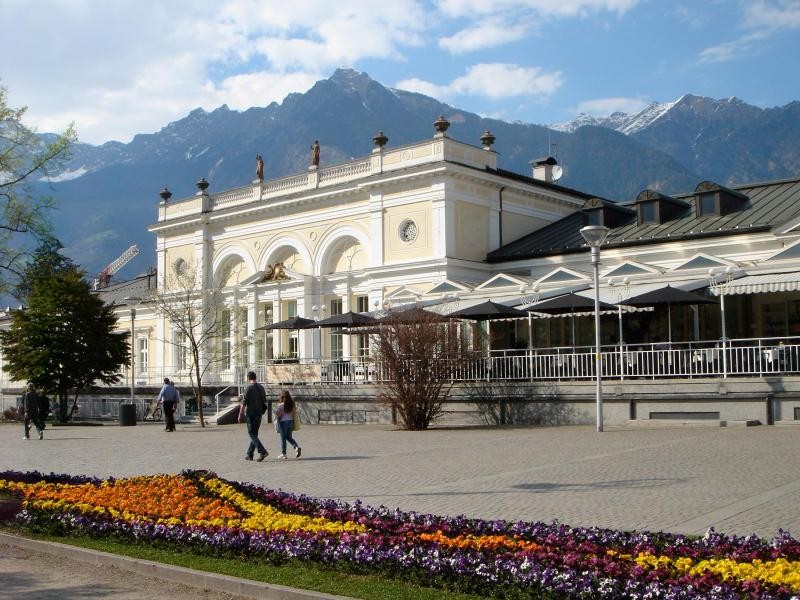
488,185 -> 500,251
303,282 -> 317,360
246,294 -> 257,367
195,218 -> 214,380
369,191 -> 383,268
155,242 -> 167,381
270,299 -> 281,359
431,184 -> 447,259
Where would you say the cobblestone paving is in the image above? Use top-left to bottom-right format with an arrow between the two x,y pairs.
2,421 -> 799,539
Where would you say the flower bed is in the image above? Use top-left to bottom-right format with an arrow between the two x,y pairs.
1,470 -> 799,598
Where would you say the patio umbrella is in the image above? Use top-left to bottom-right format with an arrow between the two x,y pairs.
526,293 -> 616,347
380,306 -> 448,324
255,315 -> 315,331
621,285 -> 716,343
312,311 -> 379,328
448,300 -> 527,352
448,300 -> 527,320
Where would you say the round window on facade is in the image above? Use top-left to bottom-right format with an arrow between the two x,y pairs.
173,258 -> 188,276
398,219 -> 418,243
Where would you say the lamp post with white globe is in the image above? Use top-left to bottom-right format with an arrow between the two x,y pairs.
580,225 -> 610,432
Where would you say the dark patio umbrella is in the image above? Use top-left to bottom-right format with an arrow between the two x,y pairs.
448,301 -> 527,352
448,300 -> 528,320
526,293 -> 616,347
255,315 -> 315,331
312,311 -> 379,328
526,292 -> 615,314
379,306 -> 448,324
621,285 -> 717,343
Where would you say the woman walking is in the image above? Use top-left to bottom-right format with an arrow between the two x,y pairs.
275,390 -> 301,459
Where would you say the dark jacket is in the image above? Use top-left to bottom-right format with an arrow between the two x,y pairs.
23,390 -> 40,417
242,382 -> 266,415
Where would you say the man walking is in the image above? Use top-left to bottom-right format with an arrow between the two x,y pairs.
239,371 -> 268,461
22,383 -> 43,440
156,377 -> 180,432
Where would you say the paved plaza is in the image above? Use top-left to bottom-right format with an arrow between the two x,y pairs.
1,420 -> 799,539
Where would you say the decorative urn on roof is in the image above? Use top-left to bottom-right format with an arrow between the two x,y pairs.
196,177 -> 210,193
433,114 -> 450,135
480,130 -> 496,150
372,131 -> 389,148
159,187 -> 172,204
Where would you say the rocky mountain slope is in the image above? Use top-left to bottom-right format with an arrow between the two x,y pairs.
38,69 -> 796,279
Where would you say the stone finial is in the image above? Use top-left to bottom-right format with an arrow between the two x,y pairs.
196,177 -> 210,193
372,131 -> 388,148
480,130 -> 496,150
159,187 -> 172,203
433,114 -> 450,135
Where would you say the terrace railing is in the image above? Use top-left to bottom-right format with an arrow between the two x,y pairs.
252,336 -> 800,385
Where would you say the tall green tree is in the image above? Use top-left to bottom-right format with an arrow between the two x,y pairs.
13,236 -> 75,301
0,268 -> 129,421
0,83 -> 76,298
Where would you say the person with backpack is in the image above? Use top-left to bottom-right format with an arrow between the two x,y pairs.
238,371 -> 269,461
156,377 -> 180,432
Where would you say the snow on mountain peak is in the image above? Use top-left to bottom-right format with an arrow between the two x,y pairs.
617,100 -> 676,135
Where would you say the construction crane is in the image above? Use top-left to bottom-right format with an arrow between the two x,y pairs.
94,244 -> 140,289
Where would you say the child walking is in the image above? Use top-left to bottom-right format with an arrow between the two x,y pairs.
275,390 -> 301,459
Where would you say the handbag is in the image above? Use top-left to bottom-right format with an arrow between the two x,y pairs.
293,409 -> 301,431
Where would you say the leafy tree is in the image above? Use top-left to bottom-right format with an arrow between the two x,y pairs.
374,308 -> 458,430
0,83 -> 76,298
0,267 -> 129,421
13,236 -> 75,301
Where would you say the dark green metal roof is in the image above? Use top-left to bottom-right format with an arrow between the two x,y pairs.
488,177 -> 800,262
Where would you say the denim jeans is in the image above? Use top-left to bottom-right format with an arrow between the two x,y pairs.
278,419 -> 299,455
245,412 -> 267,458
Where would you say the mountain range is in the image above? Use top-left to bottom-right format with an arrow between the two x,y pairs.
35,68 -> 800,281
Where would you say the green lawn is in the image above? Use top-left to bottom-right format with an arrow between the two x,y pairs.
3,527 -> 487,600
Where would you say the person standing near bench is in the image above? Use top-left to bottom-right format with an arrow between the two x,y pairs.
239,371 -> 269,461
156,377 -> 179,432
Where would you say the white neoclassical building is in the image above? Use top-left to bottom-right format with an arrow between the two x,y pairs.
3,116 -> 800,424
119,119 -> 593,385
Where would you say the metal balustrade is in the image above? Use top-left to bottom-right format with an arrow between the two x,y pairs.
3,338 -> 798,394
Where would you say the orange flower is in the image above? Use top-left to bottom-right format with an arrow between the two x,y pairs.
416,530 -> 540,553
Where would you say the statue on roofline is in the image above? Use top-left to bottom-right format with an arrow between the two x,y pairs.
310,140 -> 320,167
256,154 -> 264,181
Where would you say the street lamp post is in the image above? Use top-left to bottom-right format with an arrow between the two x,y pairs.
123,296 -> 142,405
580,225 -> 610,432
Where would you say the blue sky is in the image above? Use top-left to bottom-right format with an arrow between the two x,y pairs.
2,0 -> 798,145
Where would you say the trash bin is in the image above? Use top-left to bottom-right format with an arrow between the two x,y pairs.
119,403 -> 137,426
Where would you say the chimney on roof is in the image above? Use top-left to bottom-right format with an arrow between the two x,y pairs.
531,156 -> 559,182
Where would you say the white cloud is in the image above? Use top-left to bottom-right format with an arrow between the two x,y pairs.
215,72 -> 320,109
697,0 -> 800,65
439,20 -> 529,54
0,0 -> 429,144
396,63 -> 563,101
742,0 -> 800,30
438,0 -> 638,19
573,96 -> 649,116
698,29 -> 768,64
394,78 -> 450,99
